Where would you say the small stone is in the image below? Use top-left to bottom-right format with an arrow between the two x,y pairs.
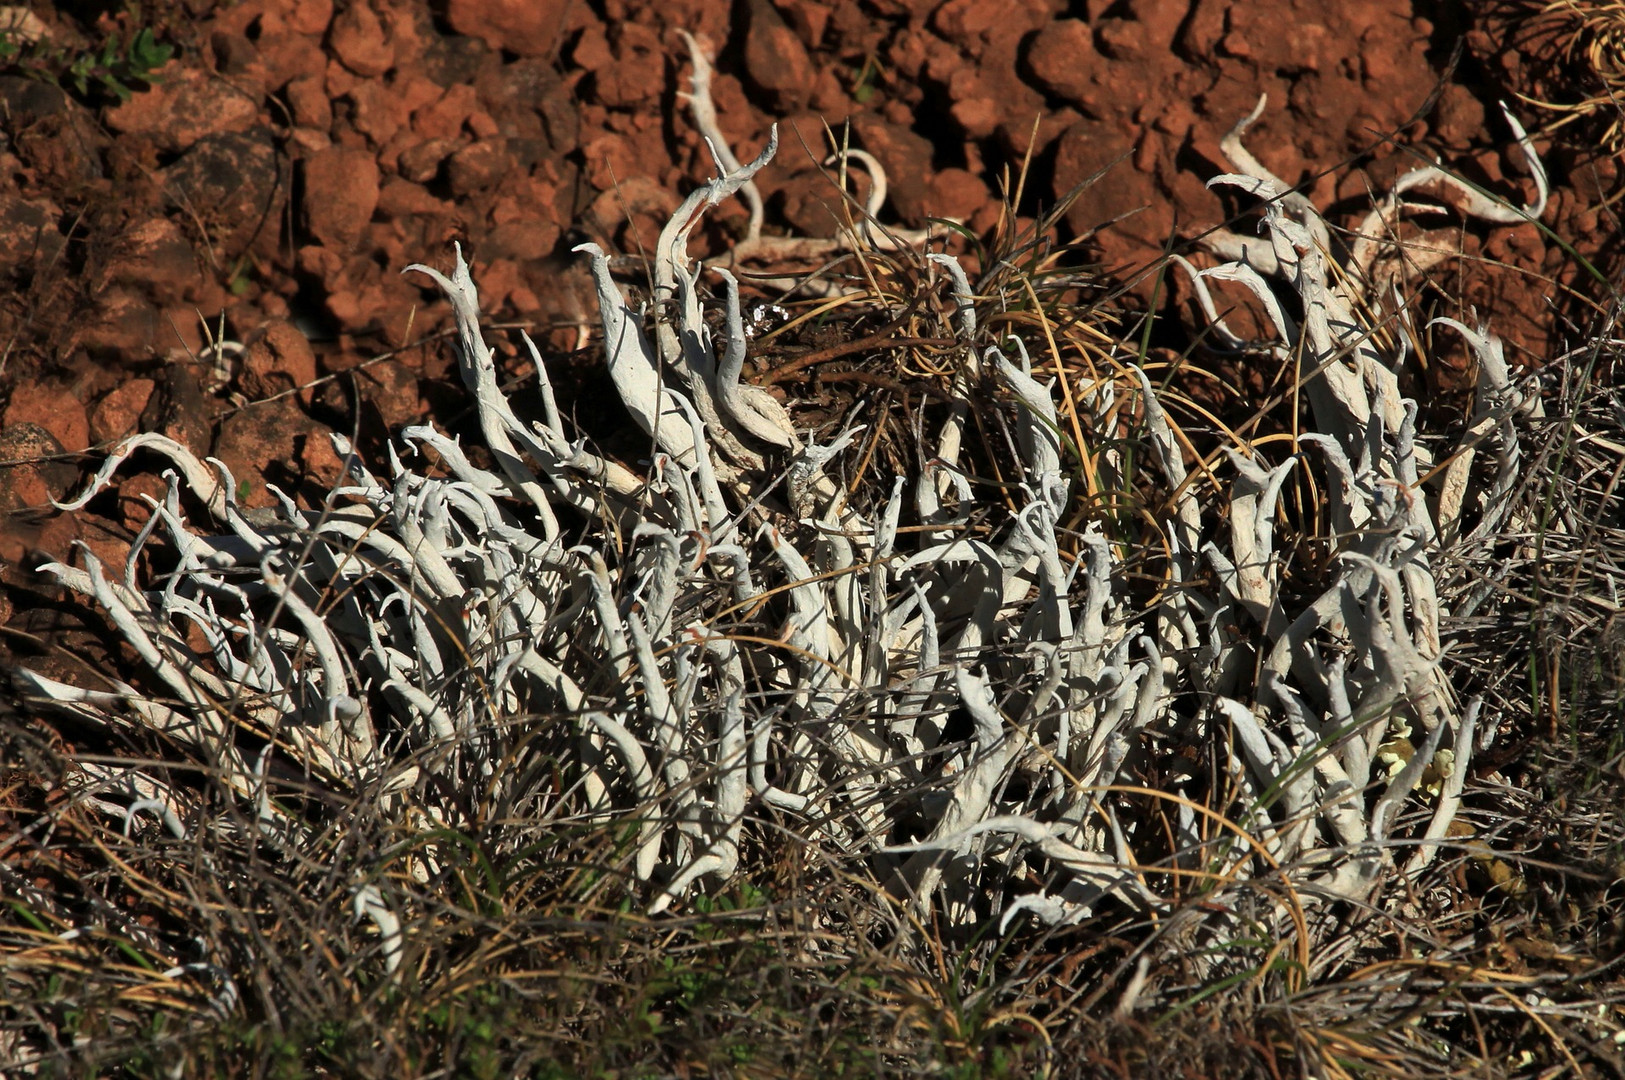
849,116 -> 936,224
1432,83 -> 1486,151
396,139 -> 456,183
257,31 -> 329,89
75,287 -> 163,358
587,23 -> 664,108
445,138 -> 512,195
329,1 -> 394,77
933,0 -> 1003,46
103,64 -> 260,153
926,168 -> 989,221
787,1 -> 832,48
1025,20 -> 1096,105
586,176 -> 680,252
109,216 -> 197,304
286,0 -> 334,36
346,79 -> 408,145
239,321 -> 319,403
353,356 -> 422,429
444,0 -> 570,58
285,75 -> 332,130
301,145 -> 380,248
0,76 -> 107,187
212,398 -> 317,509
1055,117 -> 1174,270
290,127 -> 332,153
377,177 -> 454,218
0,194 -> 65,277
0,424 -> 75,556
3,384 -> 88,453
210,30 -> 262,76
1096,19 -> 1148,60
89,379 -> 156,445
113,473 -> 171,535
163,129 -> 284,261
412,83 -> 478,141
744,0 -> 814,111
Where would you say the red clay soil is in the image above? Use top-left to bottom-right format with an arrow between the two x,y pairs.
0,0 -> 1617,632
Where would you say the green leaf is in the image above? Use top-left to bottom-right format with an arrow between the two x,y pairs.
129,28 -> 172,73
100,72 -> 132,101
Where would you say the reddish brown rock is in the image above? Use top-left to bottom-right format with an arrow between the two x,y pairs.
240,321 -> 319,403
378,177 -> 454,219
285,75 -> 333,130
352,357 -> 422,429
396,139 -> 456,183
568,23 -> 610,76
1096,18 -> 1150,60
346,80 -> 409,146
299,419 -> 346,488
210,30 -> 264,78
108,217 -> 197,305
163,129 -> 285,262
444,0 -> 570,59
849,117 -> 936,224
286,0 -> 334,36
776,171 -> 850,238
1122,0 -> 1190,52
212,397 -> 324,509
257,31 -> 330,89
297,243 -> 346,285
933,0 -> 1001,46
580,131 -> 639,192
1055,118 -> 1171,269
329,1 -> 395,77
0,77 -> 108,188
1025,20 -> 1096,106
321,263 -> 417,332
103,64 -> 260,153
445,138 -> 513,195
1178,0 -> 1226,55
290,127 -> 332,154
1432,83 -> 1487,151
0,194 -> 65,277
4,383 -> 88,453
89,380 -> 156,445
0,423 -> 76,561
413,83 -> 479,141
586,176 -> 681,252
302,145 -> 380,249
574,23 -> 663,109
394,75 -> 449,121
743,0 -> 814,112
474,258 -> 526,313
926,168 -> 990,222
788,2 -> 832,48
113,473 -> 172,535
144,363 -> 216,455
75,288 -> 163,358
487,183 -> 562,261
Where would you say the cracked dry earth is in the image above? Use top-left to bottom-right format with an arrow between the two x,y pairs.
0,0 -> 1616,670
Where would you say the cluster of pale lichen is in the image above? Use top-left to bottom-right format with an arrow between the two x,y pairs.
16,48 -> 1558,998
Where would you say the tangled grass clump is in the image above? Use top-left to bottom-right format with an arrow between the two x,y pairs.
1514,0 -> 1625,151
3,55 -> 1623,1079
